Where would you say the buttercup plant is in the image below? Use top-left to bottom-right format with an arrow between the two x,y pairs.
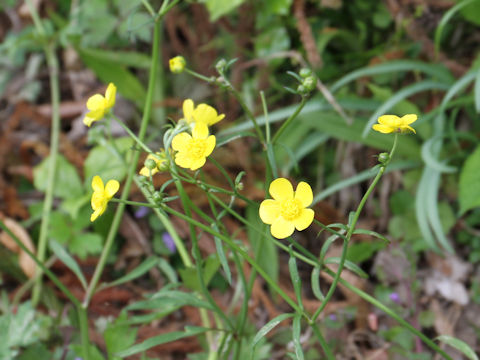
6,1 -> 464,358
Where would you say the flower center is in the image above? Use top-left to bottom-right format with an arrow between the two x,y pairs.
280,199 -> 302,221
187,139 -> 207,160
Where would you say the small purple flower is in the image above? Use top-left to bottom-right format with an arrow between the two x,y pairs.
329,314 -> 337,321
134,206 -> 150,218
389,292 -> 400,303
74,358 -> 83,360
162,232 -> 176,253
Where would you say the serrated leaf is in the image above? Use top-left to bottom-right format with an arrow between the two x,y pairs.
33,154 -> 83,200
83,137 -> 133,187
69,232 -> 103,259
104,313 -> 138,360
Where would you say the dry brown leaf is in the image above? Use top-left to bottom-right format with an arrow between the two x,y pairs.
0,217 -> 36,278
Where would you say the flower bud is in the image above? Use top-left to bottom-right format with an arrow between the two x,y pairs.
215,58 -> 227,73
297,84 -> 307,95
152,191 -> 163,204
299,68 -> 312,78
144,158 -> 157,170
169,56 -> 186,74
378,152 -> 390,165
303,76 -> 317,92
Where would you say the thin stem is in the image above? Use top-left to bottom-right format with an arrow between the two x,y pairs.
310,322 -> 335,360
25,0 -> 46,36
260,91 -> 270,144
160,204 -> 304,314
111,114 -> 153,154
32,43 -> 61,305
110,198 -> 158,208
0,219 -> 80,307
84,19 -> 162,307
327,268 -> 453,360
311,133 -> 399,322
271,97 -> 307,144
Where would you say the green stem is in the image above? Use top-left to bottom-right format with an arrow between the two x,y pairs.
271,97 -> 307,144
310,322 -> 335,360
84,18 -> 162,307
110,198 -> 158,208
0,220 -> 80,307
78,306 -> 90,360
160,204 -> 304,314
111,114 -> 153,154
310,134 -> 399,322
327,268 -> 452,360
32,43 -> 61,306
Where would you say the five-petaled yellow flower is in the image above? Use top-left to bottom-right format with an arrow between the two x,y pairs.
139,151 -> 167,176
259,178 -> 315,239
182,99 -> 225,127
372,114 -> 417,134
169,56 -> 186,74
83,83 -> 117,127
172,122 -> 216,171
90,175 -> 119,222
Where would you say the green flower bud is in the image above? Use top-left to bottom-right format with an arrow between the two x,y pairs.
215,59 -> 227,73
303,76 -> 317,92
378,152 -> 390,165
299,68 -> 312,78
144,158 -> 157,170
152,191 -> 163,204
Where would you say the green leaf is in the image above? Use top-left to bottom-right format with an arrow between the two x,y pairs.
77,48 -> 151,69
127,290 -> 214,311
33,154 -> 83,200
49,239 -> 87,290
459,145 -> 480,214
203,0 -> 246,21
246,204 -> 279,294
104,257 -> 159,289
115,327 -> 208,357
292,315 -> 305,360
324,257 -> 369,278
104,313 -> 138,360
83,137 -> 134,187
436,335 -> 479,360
78,48 -> 146,106
179,255 -> 220,292
288,247 -> 303,309
252,313 -> 294,347
69,232 -> 103,259
346,241 -> 385,264
213,230 -> 232,285
310,267 -> 325,301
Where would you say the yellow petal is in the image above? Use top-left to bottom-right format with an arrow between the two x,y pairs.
259,199 -> 280,225
293,208 -> 314,231
90,207 -> 103,222
83,116 -> 95,127
192,122 -> 209,139
183,99 -> 195,123
91,192 -> 104,209
92,175 -> 104,192
270,217 -> 295,239
402,125 -> 416,134
295,181 -> 313,207
193,104 -> 222,126
377,115 -> 398,126
372,124 -> 394,134
190,157 -> 206,170
105,83 -> 116,109
172,132 -> 192,151
105,179 -> 120,198
175,152 -> 193,169
269,178 -> 294,201
212,113 -> 225,125
204,135 -> 216,157
85,108 -> 105,122
401,114 -> 417,125
86,94 -> 106,111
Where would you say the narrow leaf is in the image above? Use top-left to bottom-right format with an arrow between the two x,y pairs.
324,257 -> 369,278
252,313 -> 294,347
288,247 -> 303,309
104,257 -> 159,288
49,240 -> 87,290
292,315 -> 305,360
436,335 -> 479,360
311,267 -> 325,301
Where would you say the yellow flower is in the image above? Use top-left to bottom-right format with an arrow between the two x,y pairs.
259,178 -> 314,239
169,56 -> 186,74
83,83 -> 117,127
372,114 -> 417,134
139,151 -> 167,176
172,122 -> 216,171
90,175 -> 119,222
182,99 -> 225,127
